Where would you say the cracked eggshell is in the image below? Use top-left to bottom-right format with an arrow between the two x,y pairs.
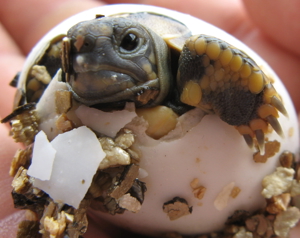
98,112 -> 298,236
20,4 -> 299,236
32,126 -> 106,209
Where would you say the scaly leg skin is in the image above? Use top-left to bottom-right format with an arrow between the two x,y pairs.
177,35 -> 287,154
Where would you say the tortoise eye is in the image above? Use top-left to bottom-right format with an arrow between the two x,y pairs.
120,33 -> 139,51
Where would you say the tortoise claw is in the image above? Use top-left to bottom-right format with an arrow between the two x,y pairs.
271,96 -> 288,118
255,129 -> 265,155
177,34 -> 286,155
267,115 -> 283,137
243,134 -> 254,148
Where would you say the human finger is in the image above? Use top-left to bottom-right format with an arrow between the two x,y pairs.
0,211 -> 26,238
0,23 -> 24,119
0,124 -> 22,220
240,0 -> 300,112
242,0 -> 300,56
0,0 -> 103,55
105,0 -> 247,34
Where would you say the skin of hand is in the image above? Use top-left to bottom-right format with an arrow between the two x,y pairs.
0,0 -> 300,237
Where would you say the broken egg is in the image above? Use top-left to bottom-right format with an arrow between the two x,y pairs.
3,4 -> 300,238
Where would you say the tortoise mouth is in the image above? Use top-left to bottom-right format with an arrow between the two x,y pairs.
68,70 -> 160,106
69,70 -> 134,99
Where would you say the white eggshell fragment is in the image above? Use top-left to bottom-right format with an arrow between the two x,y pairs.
36,70 -> 70,140
75,103 -> 136,138
33,126 -> 106,208
27,130 -> 56,181
36,70 -> 67,117
17,3 -> 300,237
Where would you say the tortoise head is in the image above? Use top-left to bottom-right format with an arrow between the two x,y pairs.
62,16 -> 171,107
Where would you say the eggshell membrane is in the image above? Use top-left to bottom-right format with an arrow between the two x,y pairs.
18,4 -> 299,236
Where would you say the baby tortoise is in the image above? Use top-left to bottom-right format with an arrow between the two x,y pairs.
4,12 -> 287,153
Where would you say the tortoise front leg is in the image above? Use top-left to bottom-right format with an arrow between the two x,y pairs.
177,35 -> 287,154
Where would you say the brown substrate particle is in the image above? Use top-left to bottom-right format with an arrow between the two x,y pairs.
90,164 -> 146,215
109,164 -> 140,200
118,193 -> 142,213
128,179 -> 147,204
253,140 -> 280,163
65,199 -> 90,238
193,186 -> 206,200
12,167 -> 48,217
280,151 -> 295,168
3,103 -> 39,145
55,113 -> 74,132
230,186 -> 241,198
55,90 -> 72,114
163,197 -> 193,221
266,193 -> 291,214
10,145 -> 33,177
16,220 -> 40,238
